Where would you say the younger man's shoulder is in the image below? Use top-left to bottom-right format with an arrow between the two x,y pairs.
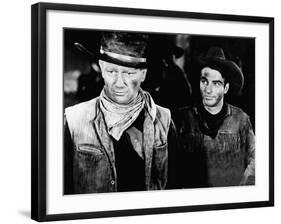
171,105 -> 195,126
228,104 -> 249,118
177,105 -> 197,117
176,103 -> 250,119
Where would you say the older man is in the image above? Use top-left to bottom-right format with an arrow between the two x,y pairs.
64,32 -> 180,194
176,47 -> 255,188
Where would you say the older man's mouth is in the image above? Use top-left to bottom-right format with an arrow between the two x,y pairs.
114,91 -> 127,96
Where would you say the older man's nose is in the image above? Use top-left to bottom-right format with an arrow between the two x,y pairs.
115,73 -> 125,87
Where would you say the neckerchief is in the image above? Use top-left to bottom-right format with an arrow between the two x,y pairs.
99,88 -> 156,141
197,102 -> 228,138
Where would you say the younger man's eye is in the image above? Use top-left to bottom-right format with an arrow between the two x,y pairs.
214,82 -> 223,86
200,79 -> 207,85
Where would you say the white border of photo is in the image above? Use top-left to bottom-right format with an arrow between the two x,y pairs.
46,9 -> 269,215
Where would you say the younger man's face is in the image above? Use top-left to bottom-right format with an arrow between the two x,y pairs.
99,60 -> 147,105
200,67 -> 229,110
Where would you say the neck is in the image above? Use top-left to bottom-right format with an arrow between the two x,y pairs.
203,101 -> 224,115
103,89 -> 140,106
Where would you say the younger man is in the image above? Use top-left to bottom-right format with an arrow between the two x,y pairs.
177,47 -> 255,187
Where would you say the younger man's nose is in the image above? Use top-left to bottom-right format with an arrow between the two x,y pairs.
205,84 -> 212,93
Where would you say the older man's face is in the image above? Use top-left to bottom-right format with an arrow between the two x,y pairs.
99,60 -> 146,104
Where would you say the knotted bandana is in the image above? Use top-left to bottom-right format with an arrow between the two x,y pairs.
99,89 -> 156,141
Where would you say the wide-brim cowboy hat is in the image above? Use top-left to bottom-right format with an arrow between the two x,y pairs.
196,46 -> 244,96
74,32 -> 149,68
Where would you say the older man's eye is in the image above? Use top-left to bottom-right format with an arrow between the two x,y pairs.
106,70 -> 114,75
124,72 -> 136,76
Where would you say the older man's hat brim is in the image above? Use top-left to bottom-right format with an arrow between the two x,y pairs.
74,42 -> 99,61
99,53 -> 148,68
74,42 -> 148,68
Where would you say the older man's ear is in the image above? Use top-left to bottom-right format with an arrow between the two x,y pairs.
98,60 -> 103,70
98,60 -> 106,79
140,69 -> 147,82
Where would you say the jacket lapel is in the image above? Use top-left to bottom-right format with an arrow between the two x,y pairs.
143,112 -> 155,189
92,109 -> 116,170
93,98 -> 155,190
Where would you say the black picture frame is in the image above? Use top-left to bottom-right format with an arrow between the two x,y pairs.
31,2 -> 274,222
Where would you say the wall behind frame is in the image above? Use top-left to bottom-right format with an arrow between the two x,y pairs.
0,0 -> 280,224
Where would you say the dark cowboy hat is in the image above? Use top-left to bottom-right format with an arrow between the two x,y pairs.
75,32 -> 149,68
196,47 -> 244,96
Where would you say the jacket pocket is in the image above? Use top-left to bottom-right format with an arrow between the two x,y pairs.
154,143 -> 168,164
154,142 -> 167,151
76,144 -> 104,168
77,144 -> 104,155
205,133 -> 242,170
153,143 -> 168,187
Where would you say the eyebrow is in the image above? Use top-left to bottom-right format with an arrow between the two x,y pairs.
105,66 -> 138,72
213,80 -> 223,84
200,76 -> 207,80
200,76 -> 224,84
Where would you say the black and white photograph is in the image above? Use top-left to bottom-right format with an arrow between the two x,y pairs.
2,0 -> 281,223
30,2 -> 274,222
63,29 -> 255,194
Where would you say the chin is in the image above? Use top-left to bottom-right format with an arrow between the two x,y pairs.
114,97 -> 130,105
114,99 -> 128,105
203,100 -> 215,107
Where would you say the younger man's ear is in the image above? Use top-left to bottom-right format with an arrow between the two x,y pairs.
224,83 -> 230,94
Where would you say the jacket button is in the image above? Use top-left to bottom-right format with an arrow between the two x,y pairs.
111,180 -> 115,185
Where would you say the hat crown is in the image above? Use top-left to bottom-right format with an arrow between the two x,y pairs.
206,47 -> 226,60
101,32 -> 148,58
198,46 -> 244,96
99,32 -> 149,68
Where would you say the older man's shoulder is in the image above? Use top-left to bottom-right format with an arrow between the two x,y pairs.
65,97 -> 99,121
155,104 -> 170,116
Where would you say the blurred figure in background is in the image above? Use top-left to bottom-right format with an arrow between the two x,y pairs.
63,31 -> 102,108
77,61 -> 103,102
143,34 -> 192,115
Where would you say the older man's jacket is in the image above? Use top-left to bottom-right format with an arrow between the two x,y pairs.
176,103 -> 255,188
64,97 -> 180,194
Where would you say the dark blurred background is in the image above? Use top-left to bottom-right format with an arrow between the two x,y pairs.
63,29 -> 255,130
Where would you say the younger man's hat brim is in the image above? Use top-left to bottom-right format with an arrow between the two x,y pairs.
196,54 -> 244,96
